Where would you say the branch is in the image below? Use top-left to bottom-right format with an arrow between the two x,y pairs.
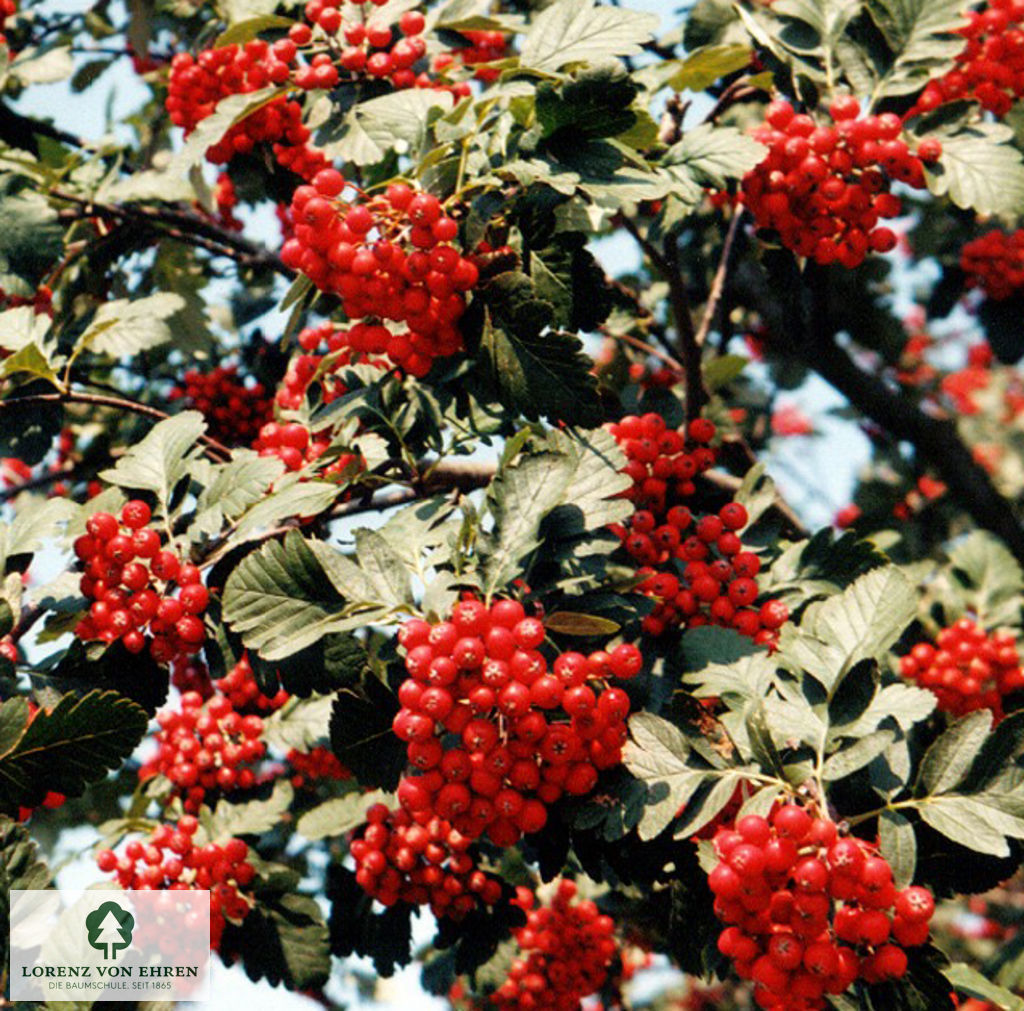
694,209 -> 745,349
811,336 -> 1024,564
0,464 -> 75,504
620,216 -> 709,423
51,191 -> 293,279
0,391 -> 232,461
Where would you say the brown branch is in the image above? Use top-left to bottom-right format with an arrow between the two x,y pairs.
51,191 -> 294,279
703,81 -> 761,125
0,463 -> 75,504
620,216 -> 709,424
695,209 -> 745,349
810,335 -> 1024,564
0,391 -> 232,461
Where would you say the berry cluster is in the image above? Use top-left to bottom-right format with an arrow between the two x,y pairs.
742,99 -> 938,268
287,746 -> 349,789
710,806 -> 935,1009
277,323 -> 388,411
166,42 -> 328,179
910,1 -> 1024,118
139,691 -> 265,812
296,6 -> 431,91
434,30 -> 508,83
350,801 -> 503,920
960,228 -> 1024,301
491,879 -> 619,1011
213,172 -> 243,231
96,816 -> 254,949
899,618 -> 1024,720
607,415 -> 788,641
391,597 -> 640,847
169,364 -> 271,447
253,419 -> 361,479
282,177 -> 478,376
213,653 -> 290,713
73,501 -> 209,664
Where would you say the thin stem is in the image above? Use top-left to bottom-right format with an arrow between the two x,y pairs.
0,391 -> 232,461
694,209 -> 745,349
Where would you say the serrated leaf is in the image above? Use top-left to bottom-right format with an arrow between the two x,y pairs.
260,694 -> 335,753
228,479 -> 340,543
622,712 -> 708,840
822,728 -> 896,780
329,678 -> 406,790
917,794 -> 1024,857
669,43 -> 752,91
866,0 -> 968,98
0,690 -> 147,813
777,566 -> 916,691
483,453 -> 572,594
189,454 -> 284,538
77,293 -> 185,358
216,13 -> 293,45
99,412 -> 206,514
947,530 -> 1024,628
0,498 -> 75,572
919,710 -> 993,795
944,963 -> 1024,1011
0,816 -> 52,969
0,189 -> 62,287
0,342 -> 57,384
925,125 -> 1024,217
353,528 -> 414,607
879,809 -> 917,889
519,0 -> 659,73
836,682 -> 937,738
297,788 -> 393,840
664,123 -> 766,194
0,306 -> 51,353
206,780 -> 294,839
223,531 -> 373,661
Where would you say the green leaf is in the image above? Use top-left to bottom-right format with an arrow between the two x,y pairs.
866,0 -> 967,98
1,342 -> 57,383
879,809 -> 917,889
216,13 -> 293,45
0,306 -> 51,353
0,497 -> 75,572
9,44 -> 74,85
925,124 -> 1024,218
917,794 -> 1024,857
189,454 -> 284,538
98,411 -> 206,514
622,712 -> 708,840
77,293 -> 185,359
543,612 -> 620,636
329,677 -> 406,791
223,531 -> 373,661
206,780 -> 294,838
664,124 -> 766,194
227,479 -> 341,544
260,694 -> 335,753
822,728 -> 896,781
353,528 -> 414,607
947,530 -> 1024,628
482,453 -> 572,594
0,690 -> 148,813
0,188 -> 62,287
944,963 -> 1024,1011
297,788 -> 393,841
668,43 -> 752,91
777,566 -> 916,691
0,816 -> 52,969
0,382 -> 62,467
919,710 -> 993,795
519,0 -> 659,73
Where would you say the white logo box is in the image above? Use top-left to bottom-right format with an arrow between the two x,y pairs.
9,889 -> 211,1001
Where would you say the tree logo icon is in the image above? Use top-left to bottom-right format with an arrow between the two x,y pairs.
85,901 -> 134,959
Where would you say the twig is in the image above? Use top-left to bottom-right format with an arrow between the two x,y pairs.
703,81 -> 760,125
0,391 -> 232,461
620,216 -> 709,423
0,463 -> 75,504
695,209 -> 745,348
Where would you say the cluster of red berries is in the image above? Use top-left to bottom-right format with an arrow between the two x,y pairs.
169,364 -> 271,447
166,42 -> 328,180
710,805 -> 935,1009
434,30 -> 508,83
607,415 -> 788,641
742,99 -> 939,268
212,173 -> 243,231
491,879 -> 619,1011
277,323 -> 388,411
899,618 -> 1024,720
282,176 -> 478,377
297,6 -> 431,90
214,653 -> 290,713
252,418 -> 361,480
910,1 -> 1024,118
390,597 -> 640,848
139,691 -> 265,812
287,746 -> 349,789
96,816 -> 254,949
73,501 -> 209,664
960,228 -> 1024,301
350,801 -> 503,920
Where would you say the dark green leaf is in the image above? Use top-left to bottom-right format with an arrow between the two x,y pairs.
879,809 -> 917,888
329,677 -> 406,790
